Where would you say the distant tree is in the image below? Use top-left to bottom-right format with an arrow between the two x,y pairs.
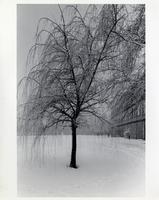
110,5 -> 145,125
18,4 -> 142,168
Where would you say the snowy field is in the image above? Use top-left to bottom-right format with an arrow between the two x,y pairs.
17,135 -> 145,197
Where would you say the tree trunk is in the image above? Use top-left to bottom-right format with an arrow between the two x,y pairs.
69,121 -> 77,168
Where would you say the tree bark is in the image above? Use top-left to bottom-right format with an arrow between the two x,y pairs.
69,121 -> 77,168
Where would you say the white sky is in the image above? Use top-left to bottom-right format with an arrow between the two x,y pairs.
17,4 -> 89,81
17,5 -> 60,81
17,4 -> 135,81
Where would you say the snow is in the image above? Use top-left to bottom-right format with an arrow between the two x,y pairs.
17,135 -> 145,197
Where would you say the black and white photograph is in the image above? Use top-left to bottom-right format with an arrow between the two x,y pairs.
17,4 -> 146,197
2,1 -> 159,199
1,0 -> 159,199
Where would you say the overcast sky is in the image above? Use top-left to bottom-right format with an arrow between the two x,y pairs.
17,4 -> 135,82
17,4 -> 89,81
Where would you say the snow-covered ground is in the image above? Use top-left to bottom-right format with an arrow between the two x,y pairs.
17,135 -> 145,197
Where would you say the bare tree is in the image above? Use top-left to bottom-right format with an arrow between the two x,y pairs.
18,4 -> 136,168
110,5 -> 145,137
